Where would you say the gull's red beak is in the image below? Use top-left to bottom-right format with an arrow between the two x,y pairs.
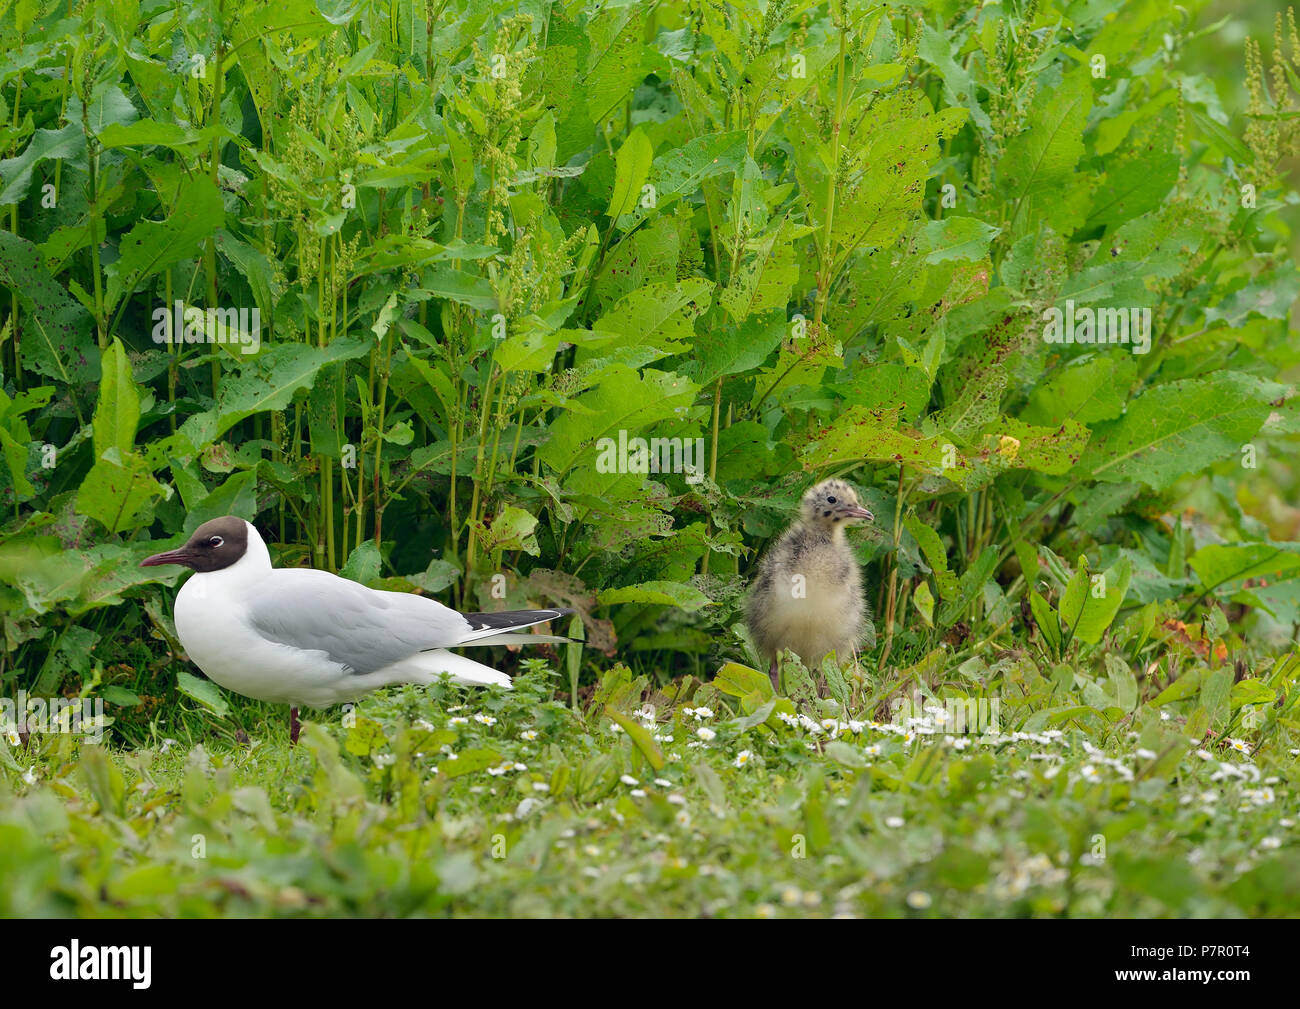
837,504 -> 874,522
141,547 -> 194,568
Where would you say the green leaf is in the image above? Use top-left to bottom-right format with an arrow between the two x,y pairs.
804,406 -> 970,486
718,217 -> 807,321
0,123 -> 86,206
644,130 -> 747,213
97,119 -> 201,153
1029,590 -> 1061,656
0,231 -> 98,385
913,580 -> 935,627
91,339 -> 139,458
580,278 -> 712,356
1078,373 -> 1281,490
904,516 -> 959,598
180,339 -> 372,449
104,175 -> 225,311
470,504 -> 540,556
537,365 -> 699,476
1189,543 -> 1300,593
937,545 -> 999,628
437,749 -> 501,778
825,740 -> 869,769
76,449 -> 167,534
922,216 -> 1000,263
1152,669 -> 1203,706
998,69 -> 1090,232
917,23 -> 993,134
607,127 -> 654,221
605,706 -> 666,771
598,580 -> 713,612
1229,679 -> 1276,710
340,541 -> 383,586
176,670 -> 230,717
712,662 -> 774,700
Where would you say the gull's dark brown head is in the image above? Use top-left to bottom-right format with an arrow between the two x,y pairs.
140,516 -> 250,573
800,479 -> 873,530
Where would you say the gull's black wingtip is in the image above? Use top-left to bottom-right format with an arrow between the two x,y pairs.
463,607 -> 574,632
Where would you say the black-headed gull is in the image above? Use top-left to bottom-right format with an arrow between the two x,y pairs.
745,479 -> 873,691
142,516 -> 570,742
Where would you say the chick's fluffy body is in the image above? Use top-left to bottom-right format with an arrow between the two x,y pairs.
746,479 -> 871,670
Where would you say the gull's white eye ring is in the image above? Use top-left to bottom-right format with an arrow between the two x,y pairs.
208,536 -> 224,547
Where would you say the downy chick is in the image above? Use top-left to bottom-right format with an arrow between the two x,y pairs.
746,479 -> 873,691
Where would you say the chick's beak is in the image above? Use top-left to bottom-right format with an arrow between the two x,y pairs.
837,504 -> 874,522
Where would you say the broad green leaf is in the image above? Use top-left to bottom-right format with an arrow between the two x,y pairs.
913,580 -> 935,627
1060,555 -> 1131,646
97,119 -> 200,153
76,449 -> 167,533
470,504 -> 540,556
104,175 -> 225,311
179,339 -> 372,449
804,406 -> 971,487
437,749 -> 502,778
644,131 -> 747,212
922,216 -> 1000,263
0,123 -> 85,205
998,69 -> 1090,232
340,541 -> 383,586
538,365 -> 699,475
607,127 -> 653,221
712,662 -> 774,700
718,217 -> 807,321
176,670 -> 231,717
1189,543 -> 1300,593
598,580 -> 713,611
0,231 -> 98,384
1078,372 -> 1282,490
1026,356 -> 1135,426
91,339 -> 139,458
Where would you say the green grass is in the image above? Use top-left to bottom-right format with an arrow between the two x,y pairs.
2,648 -> 1297,918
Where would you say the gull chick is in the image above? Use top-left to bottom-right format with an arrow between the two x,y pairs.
142,516 -> 570,742
746,479 -> 873,691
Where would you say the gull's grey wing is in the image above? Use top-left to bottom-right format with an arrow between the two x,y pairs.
244,569 -> 474,674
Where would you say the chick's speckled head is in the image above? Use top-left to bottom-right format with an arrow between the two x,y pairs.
800,479 -> 873,529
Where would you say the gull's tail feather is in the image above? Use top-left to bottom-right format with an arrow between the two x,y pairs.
414,649 -> 513,688
456,608 -> 574,646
